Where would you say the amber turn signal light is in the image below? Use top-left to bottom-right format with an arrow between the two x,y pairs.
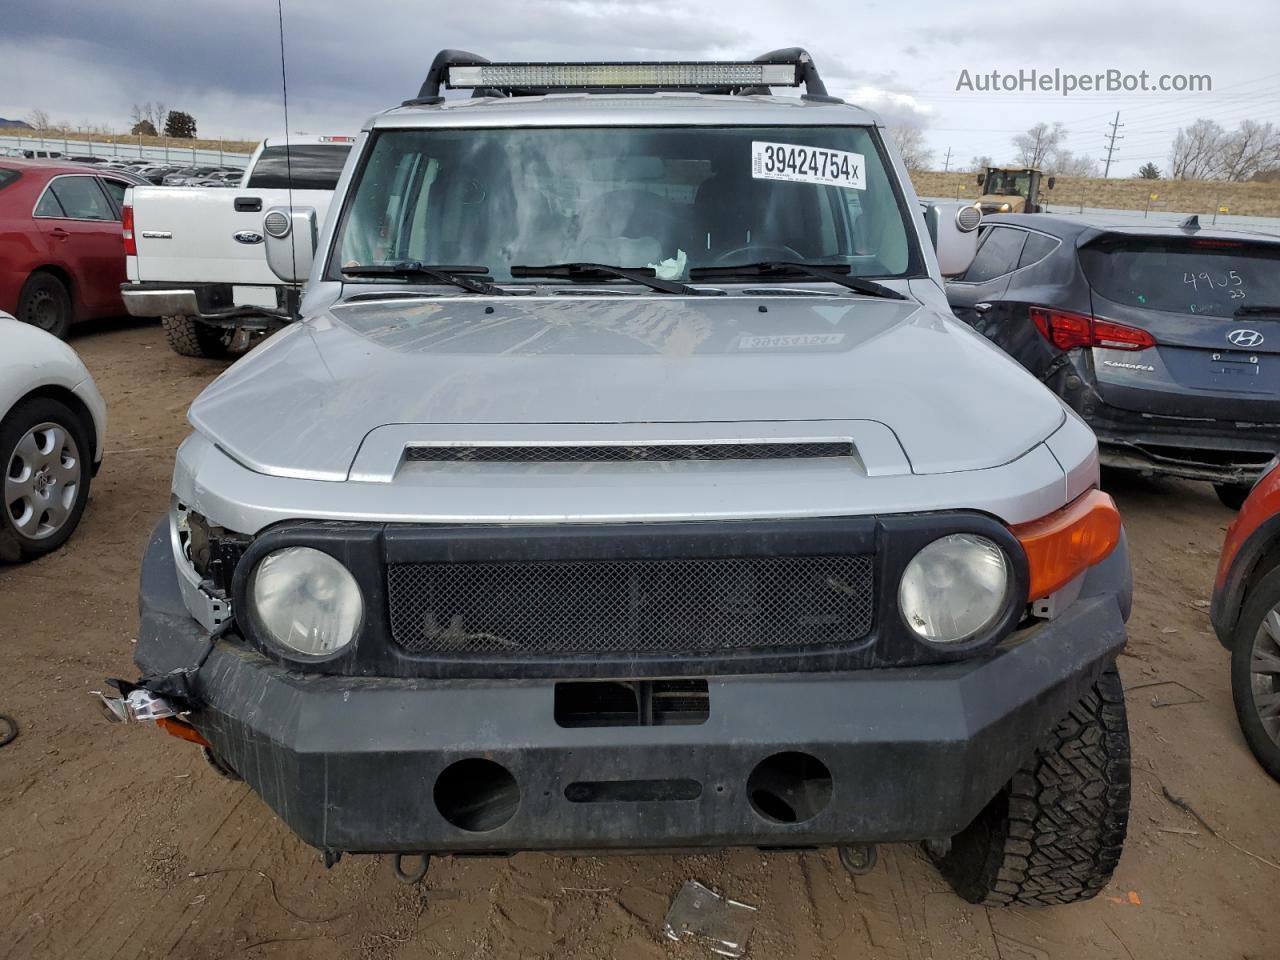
156,715 -> 211,748
1011,490 -> 1122,600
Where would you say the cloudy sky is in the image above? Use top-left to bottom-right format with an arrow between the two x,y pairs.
2,0 -> 1277,176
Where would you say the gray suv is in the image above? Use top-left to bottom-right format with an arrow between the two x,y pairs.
114,49 -> 1133,907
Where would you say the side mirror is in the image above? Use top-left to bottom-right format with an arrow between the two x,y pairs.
263,205 -> 317,283
1047,176 -> 1056,190
923,201 -> 983,277
976,173 -> 985,185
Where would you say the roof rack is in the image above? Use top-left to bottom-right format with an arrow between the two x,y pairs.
404,47 -> 843,105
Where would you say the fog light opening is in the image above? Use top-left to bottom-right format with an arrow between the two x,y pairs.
747,751 -> 832,825
434,758 -> 520,833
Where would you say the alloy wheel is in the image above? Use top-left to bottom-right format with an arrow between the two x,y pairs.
1250,604 -> 1280,748
4,421 -> 82,540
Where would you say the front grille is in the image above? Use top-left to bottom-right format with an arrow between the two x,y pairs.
387,554 -> 874,657
404,442 -> 854,464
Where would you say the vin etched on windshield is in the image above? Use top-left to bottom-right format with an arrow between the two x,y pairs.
334,126 -> 917,283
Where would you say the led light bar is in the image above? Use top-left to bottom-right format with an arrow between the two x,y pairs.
446,62 -> 800,90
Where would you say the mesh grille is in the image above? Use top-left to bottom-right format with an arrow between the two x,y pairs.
405,442 -> 854,464
387,554 -> 874,656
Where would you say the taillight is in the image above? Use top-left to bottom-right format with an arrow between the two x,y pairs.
1030,307 -> 1155,351
122,203 -> 136,256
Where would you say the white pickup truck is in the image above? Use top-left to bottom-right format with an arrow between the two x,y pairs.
120,135 -> 353,357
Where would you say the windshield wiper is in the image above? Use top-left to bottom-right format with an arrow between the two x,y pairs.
689,262 -> 907,301
510,262 -> 721,296
1235,304 -> 1280,318
341,262 -> 508,295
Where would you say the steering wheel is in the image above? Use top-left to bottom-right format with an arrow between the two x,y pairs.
712,243 -> 806,266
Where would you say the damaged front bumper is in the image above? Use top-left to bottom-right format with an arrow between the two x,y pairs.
130,521 -> 1131,857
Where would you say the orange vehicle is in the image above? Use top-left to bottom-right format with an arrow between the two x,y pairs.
1211,457 -> 1280,780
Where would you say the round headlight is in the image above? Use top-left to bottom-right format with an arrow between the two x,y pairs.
251,547 -> 363,656
899,534 -> 1009,644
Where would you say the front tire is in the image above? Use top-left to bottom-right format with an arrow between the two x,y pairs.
1215,483 -> 1251,511
1230,566 -> 1280,782
1,397 -> 93,562
16,272 -> 72,339
162,314 -> 233,358
932,663 -> 1130,905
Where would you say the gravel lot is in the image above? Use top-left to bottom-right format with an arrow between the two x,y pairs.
1,319 -> 1277,960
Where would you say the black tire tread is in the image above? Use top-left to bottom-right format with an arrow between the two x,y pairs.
17,271 -> 72,339
1215,484 -> 1251,512
935,664 -> 1131,905
162,315 -> 231,358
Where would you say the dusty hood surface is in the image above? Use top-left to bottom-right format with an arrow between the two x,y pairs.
189,294 -> 1064,481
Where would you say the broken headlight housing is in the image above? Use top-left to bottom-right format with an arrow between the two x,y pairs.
898,534 -> 1010,644
250,547 -> 364,657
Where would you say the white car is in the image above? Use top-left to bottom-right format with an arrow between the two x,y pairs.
0,310 -> 107,562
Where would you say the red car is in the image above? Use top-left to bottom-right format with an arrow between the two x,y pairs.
1212,455 -> 1280,780
0,158 -> 146,338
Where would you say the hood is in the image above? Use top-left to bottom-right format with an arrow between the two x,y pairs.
189,295 -> 1064,481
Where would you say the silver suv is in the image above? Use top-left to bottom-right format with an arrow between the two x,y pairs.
118,49 -> 1132,907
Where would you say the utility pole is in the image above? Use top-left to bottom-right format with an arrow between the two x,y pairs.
942,147 -> 953,172
1103,111 -> 1124,178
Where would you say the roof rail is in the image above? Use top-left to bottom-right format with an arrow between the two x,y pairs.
405,47 -> 843,103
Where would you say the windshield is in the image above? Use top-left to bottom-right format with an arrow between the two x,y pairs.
986,171 -> 1031,197
333,125 -> 918,283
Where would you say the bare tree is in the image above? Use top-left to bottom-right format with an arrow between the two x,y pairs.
1011,122 -> 1066,168
970,154 -> 993,173
132,102 -> 169,134
1215,120 -> 1280,181
24,109 -> 50,131
1048,150 -> 1101,177
1169,119 -> 1223,180
889,126 -> 933,173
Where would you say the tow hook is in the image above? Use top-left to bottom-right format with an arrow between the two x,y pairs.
391,853 -> 431,885
837,843 -> 878,877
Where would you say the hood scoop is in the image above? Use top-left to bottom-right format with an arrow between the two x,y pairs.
404,440 -> 856,464
347,421 -> 911,484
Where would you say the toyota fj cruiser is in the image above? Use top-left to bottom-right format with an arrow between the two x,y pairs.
108,49 -> 1133,906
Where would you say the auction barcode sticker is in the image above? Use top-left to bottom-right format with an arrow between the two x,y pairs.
751,142 -> 865,190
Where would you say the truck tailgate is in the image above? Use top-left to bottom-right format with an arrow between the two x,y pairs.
127,186 -> 332,285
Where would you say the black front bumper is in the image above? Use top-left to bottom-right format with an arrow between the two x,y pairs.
135,524 -> 1130,856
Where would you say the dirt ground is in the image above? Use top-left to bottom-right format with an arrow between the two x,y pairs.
1,319 -> 1277,960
